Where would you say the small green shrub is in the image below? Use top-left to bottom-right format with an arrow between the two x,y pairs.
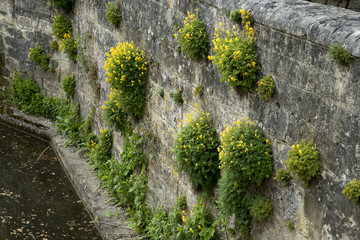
29,46 -> 49,71
50,40 -> 59,51
146,207 -> 172,240
49,0 -> 74,13
52,14 -> 72,40
286,221 -> 295,230
182,195 -> 216,240
342,179 -> 360,203
194,84 -> 204,97
101,89 -> 131,133
274,168 -> 292,186
170,89 -> 183,105
209,18 -> 258,91
59,34 -> 77,61
88,129 -> 113,165
230,9 -> 242,23
285,140 -> 322,187
158,89 -> 164,99
106,1 -> 122,27
104,42 -> 148,119
62,74 -> 76,98
174,111 -> 220,190
219,119 -> 273,186
249,195 -> 273,221
176,10 -> 209,60
257,74 -> 275,102
329,43 -> 353,66
217,118 -> 273,237
10,71 -> 42,115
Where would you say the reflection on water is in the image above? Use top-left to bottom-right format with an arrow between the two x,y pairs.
0,122 -> 101,239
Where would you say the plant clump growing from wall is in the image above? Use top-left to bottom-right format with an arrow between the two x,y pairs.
106,1 -> 122,27
173,108 -> 220,190
49,0 -> 75,13
175,9 -> 209,60
62,74 -> 76,98
217,118 -> 273,237
209,10 -> 258,91
342,179 -> 360,203
249,195 -> 273,221
101,89 -> 131,134
274,168 -> 292,186
52,14 -> 72,40
329,43 -> 353,66
170,89 -> 183,105
285,140 -> 322,187
59,32 -> 77,61
50,40 -> 59,51
257,74 -> 275,102
29,46 -> 49,71
104,42 -> 148,119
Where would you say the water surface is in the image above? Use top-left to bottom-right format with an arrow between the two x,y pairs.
0,122 -> 102,239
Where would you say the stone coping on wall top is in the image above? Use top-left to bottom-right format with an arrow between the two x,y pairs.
202,0 -> 360,58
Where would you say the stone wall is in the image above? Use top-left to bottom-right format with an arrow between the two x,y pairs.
1,0 -> 360,239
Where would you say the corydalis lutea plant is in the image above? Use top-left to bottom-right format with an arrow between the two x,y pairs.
208,9 -> 258,91
285,140 -> 322,187
173,105 -> 220,190
104,42 -> 148,119
175,9 -> 209,60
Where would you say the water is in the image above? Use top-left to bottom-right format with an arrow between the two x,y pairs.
0,122 -> 102,239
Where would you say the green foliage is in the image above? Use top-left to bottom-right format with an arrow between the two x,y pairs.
249,195 -> 272,221
188,0 -> 199,3
106,1 -> 122,27
257,74 -> 275,102
342,179 -> 360,203
52,14 -> 72,40
101,89 -> 131,134
230,9 -> 242,23
10,71 -> 44,115
88,129 -> 113,165
49,0 -> 75,13
274,168 -> 292,186
76,37 -> 90,72
209,20 -> 258,91
59,34 -> 77,61
176,10 -> 209,60
285,140 -> 322,187
286,221 -> 295,230
55,102 -> 94,147
159,89 -> 164,99
170,89 -> 183,105
194,84 -> 204,97
146,207 -> 173,240
182,195 -> 216,240
174,111 -> 220,190
62,74 -> 76,98
9,71 -> 69,120
217,118 -> 273,237
329,43 -> 353,66
29,46 -> 49,71
104,42 -> 148,119
219,119 -> 273,186
50,40 -> 59,51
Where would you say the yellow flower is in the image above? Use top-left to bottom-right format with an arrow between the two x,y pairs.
190,228 -> 194,234
240,9 -> 245,15
251,62 -> 256,67
198,225 -> 201,230
219,22 -> 223,26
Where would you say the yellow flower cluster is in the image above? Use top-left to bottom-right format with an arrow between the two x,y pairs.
177,9 -> 209,60
104,41 -> 147,89
208,9 -> 258,90
103,41 -> 148,118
